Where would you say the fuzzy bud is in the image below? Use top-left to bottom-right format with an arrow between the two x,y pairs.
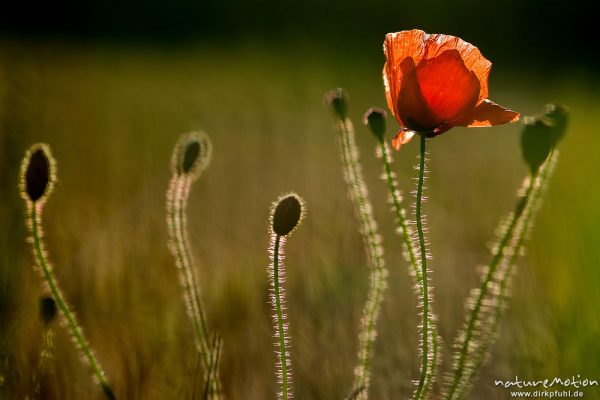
362,107 -> 387,142
271,194 -> 305,236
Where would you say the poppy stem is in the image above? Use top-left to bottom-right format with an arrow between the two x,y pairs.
445,180 -> 534,400
413,133 -> 431,400
167,176 -> 212,361
444,150 -> 559,400
377,138 -> 439,400
166,133 -> 222,399
269,233 -> 292,400
27,204 -> 115,400
337,117 -> 387,400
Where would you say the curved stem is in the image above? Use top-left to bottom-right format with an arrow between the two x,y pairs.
413,133 -> 430,400
452,151 -> 559,400
445,172 -> 537,400
175,178 -> 211,361
337,118 -> 387,399
167,176 -> 222,398
30,205 -> 114,399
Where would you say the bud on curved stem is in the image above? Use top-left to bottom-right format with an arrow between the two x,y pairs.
19,143 -> 115,400
326,89 -> 387,400
166,132 -> 222,399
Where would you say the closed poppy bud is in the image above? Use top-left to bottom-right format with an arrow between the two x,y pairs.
521,103 -> 569,174
171,131 -> 212,180
324,88 -> 349,120
271,194 -> 305,236
20,144 -> 56,204
363,107 -> 387,142
383,29 -> 520,149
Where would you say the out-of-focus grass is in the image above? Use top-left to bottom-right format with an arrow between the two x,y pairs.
1,39 -> 599,399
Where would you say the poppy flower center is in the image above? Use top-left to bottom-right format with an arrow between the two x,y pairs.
397,49 -> 480,132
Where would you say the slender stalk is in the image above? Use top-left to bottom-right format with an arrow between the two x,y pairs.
268,233 -> 293,399
166,132 -> 221,399
378,139 -> 439,399
267,193 -> 304,400
273,235 -> 289,399
337,117 -> 387,399
168,177 -> 211,360
203,335 -> 224,400
444,178 -> 536,400
28,204 -> 115,399
413,133 -> 431,400
166,176 -> 221,398
453,151 -> 559,400
379,140 -> 420,277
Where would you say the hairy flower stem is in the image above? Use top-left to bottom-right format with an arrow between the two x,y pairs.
413,133 -> 432,400
273,234 -> 290,400
453,151 -> 559,400
444,183 -> 533,400
166,176 -> 221,398
167,132 -> 221,398
28,205 -> 115,400
378,141 -> 420,278
444,153 -> 553,400
336,117 -> 387,399
377,139 -> 439,399
267,193 -> 304,400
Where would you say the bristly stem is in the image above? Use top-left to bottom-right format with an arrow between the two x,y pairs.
166,132 -> 221,399
450,150 -> 559,400
273,234 -> 290,400
167,176 -> 221,398
377,138 -> 439,399
28,205 -> 115,400
336,116 -> 387,400
413,133 -> 431,400
444,180 -> 536,400
267,193 -> 304,400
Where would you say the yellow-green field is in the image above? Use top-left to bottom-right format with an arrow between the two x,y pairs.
1,39 -> 599,399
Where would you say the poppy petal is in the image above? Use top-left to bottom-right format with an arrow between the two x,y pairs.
384,30 -> 428,123
453,99 -> 520,127
415,49 -> 480,125
422,34 -> 492,100
396,57 -> 441,131
391,129 -> 416,150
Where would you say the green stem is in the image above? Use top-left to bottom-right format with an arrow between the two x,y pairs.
167,177 -> 220,397
176,178 -> 211,361
413,133 -> 430,400
273,234 -> 289,400
445,171 -> 537,400
379,140 -> 420,277
455,151 -> 559,400
379,140 -> 439,399
30,205 -> 114,399
338,118 -> 387,399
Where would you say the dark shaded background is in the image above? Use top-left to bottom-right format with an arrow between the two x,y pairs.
1,0 -> 598,71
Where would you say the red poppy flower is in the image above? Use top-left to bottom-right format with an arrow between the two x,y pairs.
383,29 -> 519,150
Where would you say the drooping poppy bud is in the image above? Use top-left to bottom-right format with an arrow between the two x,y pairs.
171,131 -> 212,180
363,107 -> 387,142
324,88 -> 349,120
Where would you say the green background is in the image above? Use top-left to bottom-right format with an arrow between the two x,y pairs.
1,1 -> 599,398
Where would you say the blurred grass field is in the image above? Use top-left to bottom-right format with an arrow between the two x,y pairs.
1,39 -> 599,399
